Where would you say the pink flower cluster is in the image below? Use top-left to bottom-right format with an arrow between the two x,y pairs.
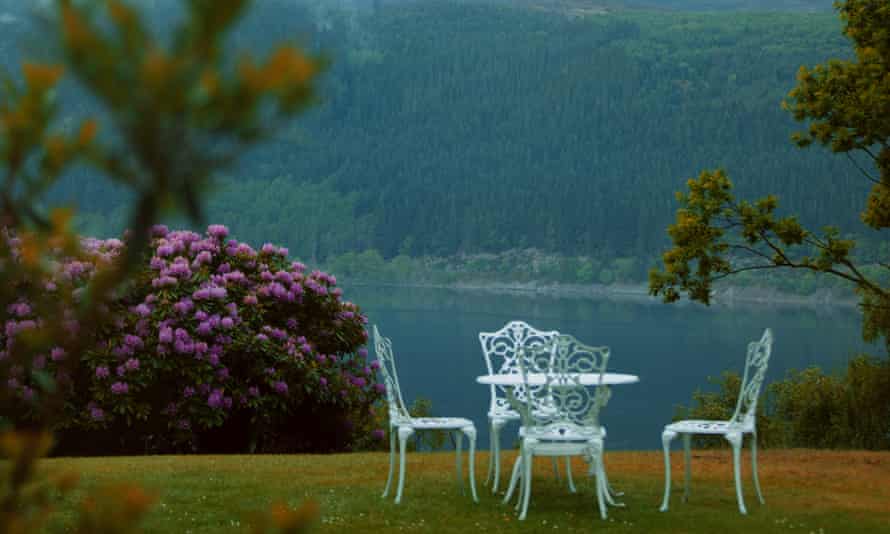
74,224 -> 377,446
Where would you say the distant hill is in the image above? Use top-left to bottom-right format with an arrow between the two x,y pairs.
1,0 -> 871,279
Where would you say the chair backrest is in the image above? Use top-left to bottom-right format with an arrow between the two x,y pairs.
516,334 -> 611,439
372,325 -> 412,426
729,328 -> 773,428
478,320 -> 559,416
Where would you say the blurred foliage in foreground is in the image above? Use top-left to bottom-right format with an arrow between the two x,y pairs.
1,0 -> 324,531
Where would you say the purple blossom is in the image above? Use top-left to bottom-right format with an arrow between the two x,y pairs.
152,275 -> 177,288
124,335 -> 144,348
193,288 -> 211,300
319,377 -> 328,387
193,250 -> 213,266
111,382 -> 129,395
148,256 -> 167,271
220,317 -> 234,329
374,383 -> 386,394
151,224 -> 169,237
207,224 -> 229,239
207,389 -> 224,408
351,377 -> 367,388
125,358 -> 140,371
156,244 -> 174,257
10,302 -> 31,317
159,327 -> 173,344
183,386 -> 195,398
273,381 -> 289,395
255,333 -> 269,342
261,243 -> 277,254
197,322 -> 213,336
116,365 -> 126,377
95,366 -> 110,378
208,353 -> 220,366
133,303 -> 151,317
248,386 -> 259,397
89,406 -> 105,421
358,348 -> 369,359
173,298 -> 194,314
51,347 -> 67,361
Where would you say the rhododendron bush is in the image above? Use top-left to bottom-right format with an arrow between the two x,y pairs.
2,225 -> 382,454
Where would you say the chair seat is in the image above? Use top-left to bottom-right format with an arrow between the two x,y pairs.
404,417 -> 475,430
489,409 -> 521,421
520,425 -> 605,442
665,419 -> 752,435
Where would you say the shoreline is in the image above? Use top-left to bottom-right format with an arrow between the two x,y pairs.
340,279 -> 859,308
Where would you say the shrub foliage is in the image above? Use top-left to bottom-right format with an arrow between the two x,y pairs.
3,225 -> 382,454
675,356 -> 890,449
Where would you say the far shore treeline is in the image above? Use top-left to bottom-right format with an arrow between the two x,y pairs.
1,0 -> 881,293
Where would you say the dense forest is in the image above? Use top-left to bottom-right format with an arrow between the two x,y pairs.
1,0 -> 878,284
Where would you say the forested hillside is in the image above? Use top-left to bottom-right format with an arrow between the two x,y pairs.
2,0 -> 873,282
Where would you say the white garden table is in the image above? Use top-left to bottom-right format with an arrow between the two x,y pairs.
476,373 -> 640,387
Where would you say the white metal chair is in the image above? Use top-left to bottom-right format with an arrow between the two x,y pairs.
502,334 -> 613,520
478,320 -> 566,493
372,325 -> 478,504
660,328 -> 774,515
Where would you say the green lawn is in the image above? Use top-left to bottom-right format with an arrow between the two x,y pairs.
38,449 -> 890,533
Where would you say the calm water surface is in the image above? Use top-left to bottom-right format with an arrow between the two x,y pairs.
346,285 -> 882,451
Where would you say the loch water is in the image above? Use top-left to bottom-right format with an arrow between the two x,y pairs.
348,284 -> 881,450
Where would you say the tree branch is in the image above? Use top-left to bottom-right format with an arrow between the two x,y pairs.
845,152 -> 881,185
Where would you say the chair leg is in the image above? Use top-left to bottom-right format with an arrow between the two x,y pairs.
660,429 -> 677,512
566,456 -> 577,493
463,425 -> 479,503
751,430 -> 765,505
491,419 -> 506,493
594,454 -> 608,520
382,427 -> 396,498
682,433 -> 692,503
519,446 -> 533,520
485,420 -> 495,486
726,431 -> 747,515
600,459 -> 624,498
455,431 -> 464,493
503,455 -> 522,505
395,426 -> 414,504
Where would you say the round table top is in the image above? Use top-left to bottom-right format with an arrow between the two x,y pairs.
476,372 -> 640,386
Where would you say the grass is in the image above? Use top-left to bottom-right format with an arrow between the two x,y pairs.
36,449 -> 890,533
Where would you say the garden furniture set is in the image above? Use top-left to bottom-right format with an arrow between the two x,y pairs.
371,321 -> 774,520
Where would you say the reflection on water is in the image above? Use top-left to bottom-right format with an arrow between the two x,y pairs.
346,284 -> 881,450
